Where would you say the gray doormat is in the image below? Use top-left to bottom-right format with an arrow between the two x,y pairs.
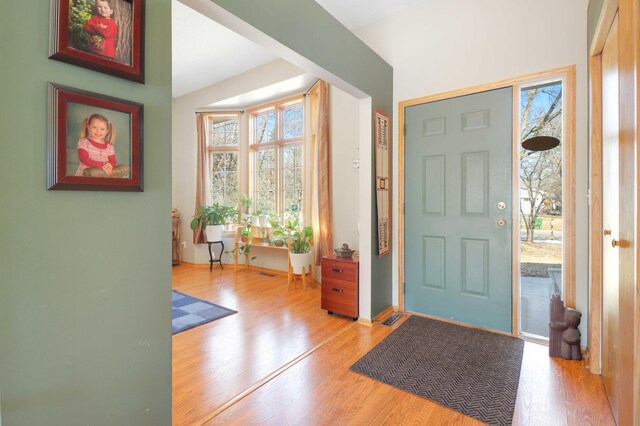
350,315 -> 524,425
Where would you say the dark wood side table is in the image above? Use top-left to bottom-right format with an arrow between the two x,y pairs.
207,241 -> 224,271
321,255 -> 359,321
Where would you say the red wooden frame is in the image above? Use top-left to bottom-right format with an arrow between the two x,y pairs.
49,0 -> 144,83
47,83 -> 143,191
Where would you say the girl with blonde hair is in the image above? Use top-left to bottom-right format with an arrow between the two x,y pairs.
76,113 -> 129,178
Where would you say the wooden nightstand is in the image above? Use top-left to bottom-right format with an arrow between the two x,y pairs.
321,255 -> 359,321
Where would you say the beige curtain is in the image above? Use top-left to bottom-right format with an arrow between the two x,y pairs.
311,81 -> 333,264
193,113 -> 208,244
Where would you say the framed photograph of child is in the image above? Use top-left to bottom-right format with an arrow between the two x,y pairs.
49,0 -> 144,83
47,82 -> 144,191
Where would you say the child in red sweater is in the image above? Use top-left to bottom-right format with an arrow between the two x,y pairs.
83,0 -> 117,59
76,114 -> 130,178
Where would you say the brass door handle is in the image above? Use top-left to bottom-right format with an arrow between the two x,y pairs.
604,229 -> 611,236
612,239 -> 619,248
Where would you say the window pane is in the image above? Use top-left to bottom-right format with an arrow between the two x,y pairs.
282,144 -> 303,216
255,111 -> 276,144
283,104 -> 303,139
209,152 -> 238,207
518,80 -> 563,339
253,148 -> 276,213
208,117 -> 238,147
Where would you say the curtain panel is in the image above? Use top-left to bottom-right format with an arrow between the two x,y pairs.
311,81 -> 333,264
193,113 -> 208,244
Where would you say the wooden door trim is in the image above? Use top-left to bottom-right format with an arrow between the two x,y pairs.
589,0 -> 618,379
618,0 -> 638,422
588,52 -> 603,375
398,65 -> 577,336
589,0 -> 639,421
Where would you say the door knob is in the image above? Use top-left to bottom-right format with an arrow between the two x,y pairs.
612,239 -> 619,248
603,229 -> 611,236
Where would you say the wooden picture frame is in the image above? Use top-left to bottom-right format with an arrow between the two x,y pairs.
49,0 -> 144,83
375,109 -> 391,256
47,82 -> 143,191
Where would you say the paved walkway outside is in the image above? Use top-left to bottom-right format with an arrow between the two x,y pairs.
521,276 -> 556,337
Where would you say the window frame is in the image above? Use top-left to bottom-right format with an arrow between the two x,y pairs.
204,112 -> 241,208
247,95 -> 305,219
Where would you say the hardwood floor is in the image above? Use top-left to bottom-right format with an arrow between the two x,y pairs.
172,265 -> 614,425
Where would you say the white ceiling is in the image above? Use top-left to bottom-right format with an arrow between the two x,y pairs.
172,0 -> 422,100
171,0 -> 277,98
314,0 -> 423,30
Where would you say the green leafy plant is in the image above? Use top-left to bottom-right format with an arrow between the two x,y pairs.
68,0 -> 93,49
240,193 -> 253,213
273,218 -> 314,254
225,223 -> 256,261
225,244 -> 255,262
240,224 -> 252,241
190,204 -> 237,230
268,213 -> 281,228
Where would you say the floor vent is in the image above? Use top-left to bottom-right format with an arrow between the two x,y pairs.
382,313 -> 401,326
259,272 -> 275,277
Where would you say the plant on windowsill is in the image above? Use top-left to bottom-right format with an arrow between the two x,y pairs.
252,209 -> 268,227
190,203 -> 237,242
240,193 -> 253,214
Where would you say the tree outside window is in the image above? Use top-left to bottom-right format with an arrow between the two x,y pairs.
250,98 -> 304,220
207,114 -> 239,208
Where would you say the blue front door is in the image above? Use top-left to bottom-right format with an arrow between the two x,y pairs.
404,87 -> 513,333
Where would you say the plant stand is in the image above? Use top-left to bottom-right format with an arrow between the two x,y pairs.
288,258 -> 315,291
207,241 -> 224,271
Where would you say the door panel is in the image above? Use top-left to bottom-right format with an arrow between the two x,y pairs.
601,12 -> 620,422
404,87 -> 513,333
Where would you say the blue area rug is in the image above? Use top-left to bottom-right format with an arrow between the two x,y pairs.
172,290 -> 237,334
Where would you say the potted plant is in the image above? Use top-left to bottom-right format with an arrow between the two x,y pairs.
252,209 -> 268,227
190,203 -> 237,242
273,218 -> 314,274
240,193 -> 253,214
240,223 -> 252,242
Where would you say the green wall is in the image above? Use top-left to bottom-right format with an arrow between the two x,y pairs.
0,2 -> 172,425
209,0 -> 394,317
588,0 -> 605,46
0,1 -> 391,423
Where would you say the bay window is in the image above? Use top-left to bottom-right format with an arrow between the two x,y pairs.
249,97 -> 304,219
206,113 -> 239,208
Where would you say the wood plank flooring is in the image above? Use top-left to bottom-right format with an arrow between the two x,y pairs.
172,265 -> 615,425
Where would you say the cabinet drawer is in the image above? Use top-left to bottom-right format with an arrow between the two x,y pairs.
322,259 -> 358,282
321,277 -> 358,318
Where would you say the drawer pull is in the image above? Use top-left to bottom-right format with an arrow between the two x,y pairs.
331,288 -> 344,293
332,268 -> 343,273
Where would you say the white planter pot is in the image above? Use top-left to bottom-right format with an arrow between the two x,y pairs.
206,224 -> 224,242
290,251 -> 312,275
